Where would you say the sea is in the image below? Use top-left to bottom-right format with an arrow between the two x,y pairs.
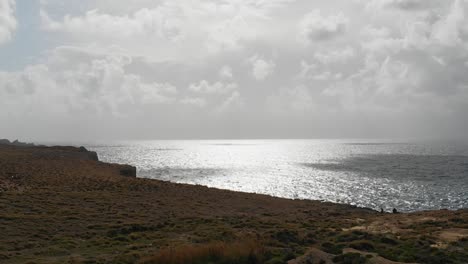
82,139 -> 468,212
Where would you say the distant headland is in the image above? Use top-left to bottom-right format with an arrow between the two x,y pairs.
0,138 -> 37,147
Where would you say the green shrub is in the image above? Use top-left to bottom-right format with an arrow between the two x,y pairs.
322,242 -> 344,255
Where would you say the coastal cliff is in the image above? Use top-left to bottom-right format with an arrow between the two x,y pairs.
0,139 -> 136,183
0,144 -> 467,264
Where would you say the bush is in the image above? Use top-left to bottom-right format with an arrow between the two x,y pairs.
322,242 -> 344,255
349,240 -> 374,251
272,229 -> 300,244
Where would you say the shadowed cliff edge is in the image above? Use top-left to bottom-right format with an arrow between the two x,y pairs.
0,142 -> 467,264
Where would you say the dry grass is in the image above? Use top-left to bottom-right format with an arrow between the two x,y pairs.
139,240 -> 265,264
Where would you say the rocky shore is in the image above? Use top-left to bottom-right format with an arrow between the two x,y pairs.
0,143 -> 467,264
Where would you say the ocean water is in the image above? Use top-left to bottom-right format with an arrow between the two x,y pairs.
86,140 -> 468,212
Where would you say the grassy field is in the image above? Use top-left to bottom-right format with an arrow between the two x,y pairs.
1,145 -> 467,264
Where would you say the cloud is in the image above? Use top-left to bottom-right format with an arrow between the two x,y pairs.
0,47 -> 179,119
41,7 -> 182,40
360,25 -> 392,40
326,6 -> 468,114
216,91 -> 243,114
180,97 -> 207,107
39,0 -> 295,60
314,46 -> 355,64
188,80 -> 237,94
312,71 -> 342,81
296,59 -> 343,81
4,0 -> 468,139
299,10 -> 348,43
0,0 -> 16,45
249,55 -> 276,80
372,0 -> 441,11
431,0 -> 467,46
266,85 -> 319,114
219,65 -> 233,79
296,60 -> 317,79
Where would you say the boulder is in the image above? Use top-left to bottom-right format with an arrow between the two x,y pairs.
86,151 -> 99,161
78,146 -> 99,161
79,146 -> 88,152
119,165 -> 137,177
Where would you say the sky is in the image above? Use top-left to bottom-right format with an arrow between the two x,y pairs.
1,0 -> 468,141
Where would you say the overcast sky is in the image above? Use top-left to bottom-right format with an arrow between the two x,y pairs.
1,0 -> 468,141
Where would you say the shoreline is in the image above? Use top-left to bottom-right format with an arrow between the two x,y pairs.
1,144 -> 467,263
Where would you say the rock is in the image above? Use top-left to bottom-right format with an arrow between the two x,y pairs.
79,146 -> 88,152
86,151 -> 99,161
119,165 -> 137,177
0,139 -> 34,147
78,146 -> 99,161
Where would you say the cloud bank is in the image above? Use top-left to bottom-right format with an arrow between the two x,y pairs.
1,0 -> 468,140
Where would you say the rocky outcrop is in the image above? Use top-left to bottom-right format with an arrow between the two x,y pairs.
119,165 -> 137,177
0,139 -> 10,145
78,146 -> 99,161
0,139 -> 35,147
1,141 -> 98,161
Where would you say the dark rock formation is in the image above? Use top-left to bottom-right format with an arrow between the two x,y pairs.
0,139 -> 35,147
85,151 -> 99,162
78,146 -> 99,161
79,146 -> 88,152
0,139 -> 11,145
119,165 -> 137,177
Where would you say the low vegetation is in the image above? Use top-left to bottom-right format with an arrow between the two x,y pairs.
321,230 -> 468,264
139,240 -> 265,264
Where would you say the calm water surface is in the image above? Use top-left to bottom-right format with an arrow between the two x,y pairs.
85,140 -> 468,212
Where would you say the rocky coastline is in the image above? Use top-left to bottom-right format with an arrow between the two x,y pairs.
0,142 -> 467,264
